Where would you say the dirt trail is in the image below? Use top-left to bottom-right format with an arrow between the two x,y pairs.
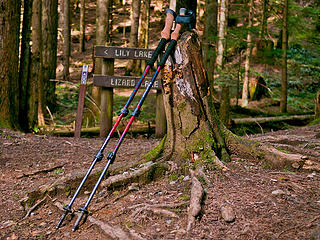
0,124 -> 319,239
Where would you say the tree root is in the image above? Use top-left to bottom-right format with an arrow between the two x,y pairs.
17,164 -> 65,179
187,169 -> 205,232
208,153 -> 230,172
127,202 -> 187,221
101,161 -> 168,190
259,145 -> 306,169
22,195 -> 47,220
88,216 -> 145,240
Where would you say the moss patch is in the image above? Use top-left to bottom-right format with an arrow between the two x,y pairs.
144,135 -> 166,161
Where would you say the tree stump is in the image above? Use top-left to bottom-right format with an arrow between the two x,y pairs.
149,31 -> 306,171
160,31 -> 230,164
249,76 -> 270,101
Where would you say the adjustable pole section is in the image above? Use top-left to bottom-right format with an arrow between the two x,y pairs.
56,9 -> 176,229
72,12 -> 185,231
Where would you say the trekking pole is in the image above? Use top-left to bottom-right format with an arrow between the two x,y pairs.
56,9 -> 176,229
72,8 -> 196,232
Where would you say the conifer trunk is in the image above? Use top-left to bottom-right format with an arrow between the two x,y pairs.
19,0 -> 33,131
42,0 -> 58,112
127,0 -> 140,73
31,0 -> 43,126
203,0 -> 218,92
0,0 -> 21,129
79,0 -> 86,52
63,0 -> 71,81
280,0 -> 288,113
137,0 -> 150,73
241,0 -> 253,107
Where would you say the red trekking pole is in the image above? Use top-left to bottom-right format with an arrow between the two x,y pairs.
56,9 -> 176,229
71,8 -> 195,232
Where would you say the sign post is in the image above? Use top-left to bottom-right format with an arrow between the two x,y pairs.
75,65 -> 88,138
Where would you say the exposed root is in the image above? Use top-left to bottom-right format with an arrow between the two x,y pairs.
22,195 -> 47,220
17,164 -> 65,179
194,164 -> 213,187
130,206 -> 179,219
88,216 -> 145,240
210,153 -> 230,171
187,169 -> 204,232
127,202 -> 187,221
101,161 -> 168,189
259,145 -> 306,169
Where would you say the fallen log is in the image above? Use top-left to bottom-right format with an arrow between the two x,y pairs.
49,124 -> 155,137
232,114 -> 314,125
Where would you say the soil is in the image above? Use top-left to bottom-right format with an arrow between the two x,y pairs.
0,123 -> 319,240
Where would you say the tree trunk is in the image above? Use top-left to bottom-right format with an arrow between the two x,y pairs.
216,0 -> 227,68
63,0 -> 71,81
93,0 -> 111,121
42,0 -> 58,112
216,0 -> 229,126
19,0 -> 33,131
280,0 -> 288,113
136,0 -> 150,73
241,0 -> 253,108
203,0 -> 218,93
0,0 -> 21,129
79,0 -> 86,52
161,32 -> 230,164
260,0 -> 268,39
31,0 -> 44,126
126,0 -> 140,73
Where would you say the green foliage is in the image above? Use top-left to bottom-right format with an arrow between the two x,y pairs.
53,168 -> 64,176
113,93 -> 156,124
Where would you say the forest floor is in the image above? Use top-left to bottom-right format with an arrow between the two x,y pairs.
0,123 -> 320,240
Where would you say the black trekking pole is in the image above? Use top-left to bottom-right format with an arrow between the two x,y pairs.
72,8 -> 196,232
56,9 -> 176,229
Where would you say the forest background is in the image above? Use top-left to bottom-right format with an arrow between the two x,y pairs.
0,0 -> 320,135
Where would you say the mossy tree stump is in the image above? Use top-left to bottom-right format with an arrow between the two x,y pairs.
151,31 -> 307,171
159,31 -> 230,165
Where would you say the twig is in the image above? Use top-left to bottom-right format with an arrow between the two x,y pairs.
46,106 -> 55,126
254,119 -> 264,134
277,226 -> 296,238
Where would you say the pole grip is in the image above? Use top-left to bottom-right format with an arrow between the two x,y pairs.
158,9 -> 186,68
147,9 -> 176,67
161,9 -> 176,40
158,39 -> 177,68
147,38 -> 167,66
171,8 -> 186,41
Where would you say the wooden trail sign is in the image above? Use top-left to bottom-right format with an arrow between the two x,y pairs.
94,46 -> 154,60
93,45 -> 166,138
74,65 -> 88,138
93,75 -> 161,90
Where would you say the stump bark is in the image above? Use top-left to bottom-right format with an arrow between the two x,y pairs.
160,31 -> 230,165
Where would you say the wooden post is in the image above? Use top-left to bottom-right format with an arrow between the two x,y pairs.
316,90 -> 320,119
74,65 -> 88,138
155,89 -> 166,138
100,58 -> 114,137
